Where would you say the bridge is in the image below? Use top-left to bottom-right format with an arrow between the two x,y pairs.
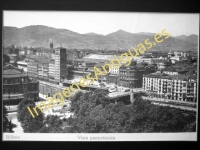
106,88 -> 144,104
40,80 -> 144,104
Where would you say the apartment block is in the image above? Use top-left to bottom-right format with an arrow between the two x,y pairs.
143,71 -> 197,103
27,58 -> 54,81
38,63 -> 49,81
49,60 -> 56,80
55,48 -> 67,82
27,62 -> 38,78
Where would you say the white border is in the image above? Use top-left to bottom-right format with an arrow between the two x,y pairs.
3,133 -> 197,141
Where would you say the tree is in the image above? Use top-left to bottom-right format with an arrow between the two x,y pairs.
38,115 -> 63,133
20,103 -> 45,133
17,98 -> 45,133
17,98 -> 35,122
60,91 -> 196,133
64,89 -> 130,133
3,106 -> 9,132
128,97 -> 196,132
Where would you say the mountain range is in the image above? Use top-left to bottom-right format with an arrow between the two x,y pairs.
3,25 -> 198,50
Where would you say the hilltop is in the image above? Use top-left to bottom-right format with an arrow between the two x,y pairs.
3,25 -> 198,50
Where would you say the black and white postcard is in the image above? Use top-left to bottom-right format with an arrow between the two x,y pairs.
2,11 -> 199,141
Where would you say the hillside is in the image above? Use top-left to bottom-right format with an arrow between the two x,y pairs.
176,34 -> 198,45
3,25 -> 198,50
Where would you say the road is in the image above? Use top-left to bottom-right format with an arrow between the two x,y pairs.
142,96 -> 197,105
142,96 -> 197,111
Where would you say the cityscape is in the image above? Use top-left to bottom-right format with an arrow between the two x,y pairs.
2,12 -> 198,140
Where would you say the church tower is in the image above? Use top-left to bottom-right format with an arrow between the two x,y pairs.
50,39 -> 53,48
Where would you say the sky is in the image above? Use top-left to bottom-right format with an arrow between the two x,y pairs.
3,11 -> 199,36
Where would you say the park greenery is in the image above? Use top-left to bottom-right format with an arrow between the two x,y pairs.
16,89 -> 196,133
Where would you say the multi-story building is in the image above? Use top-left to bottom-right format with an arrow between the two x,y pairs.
174,51 -> 183,57
27,47 -> 55,59
55,48 -> 67,82
17,61 -> 28,72
49,60 -> 56,81
3,47 -> 20,56
27,58 -> 54,81
19,49 -> 26,55
38,63 -> 49,81
3,64 -> 39,105
118,60 -> 157,88
13,49 -> 19,57
27,62 -> 38,79
109,61 -> 121,75
143,71 -> 197,102
119,61 -> 151,88
7,54 -> 17,63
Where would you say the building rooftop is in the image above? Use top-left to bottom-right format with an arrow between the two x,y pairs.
144,72 -> 169,78
17,61 -> 28,65
83,54 -> 116,60
3,64 -> 27,78
40,48 -> 55,52
144,70 -> 197,81
152,60 -> 171,64
83,54 -> 130,61
163,67 -> 178,72
26,57 -> 53,64
95,62 -> 107,68
169,74 -> 197,81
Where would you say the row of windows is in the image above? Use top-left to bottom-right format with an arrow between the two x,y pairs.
144,82 -> 188,87
111,71 -> 119,73
144,87 -> 195,94
4,78 -> 28,83
144,78 -> 190,84
27,65 -> 38,68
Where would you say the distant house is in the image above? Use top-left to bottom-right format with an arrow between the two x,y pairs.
170,56 -> 188,64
